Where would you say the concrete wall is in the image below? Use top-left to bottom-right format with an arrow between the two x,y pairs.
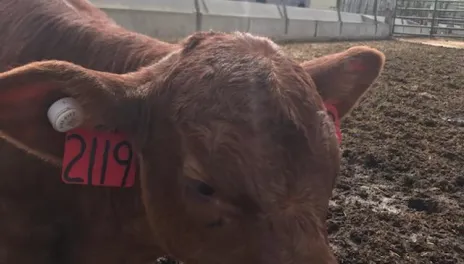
93,0 -> 198,40
199,0 -> 286,39
309,0 -> 337,10
90,0 -> 392,42
284,6 -> 340,40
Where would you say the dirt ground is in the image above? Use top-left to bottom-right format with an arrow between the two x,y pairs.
398,38 -> 464,49
284,39 -> 464,264
162,39 -> 464,264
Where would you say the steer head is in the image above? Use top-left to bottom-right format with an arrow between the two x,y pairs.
0,31 -> 385,264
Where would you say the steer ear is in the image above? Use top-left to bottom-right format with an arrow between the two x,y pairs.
0,60 -> 144,164
301,46 -> 385,119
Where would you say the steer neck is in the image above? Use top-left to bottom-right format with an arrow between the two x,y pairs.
3,4 -> 179,75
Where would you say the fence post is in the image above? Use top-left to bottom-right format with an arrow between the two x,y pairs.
347,0 -> 353,13
281,0 -> 289,35
337,0 -> 342,20
357,0 -> 363,13
194,0 -> 202,32
337,0 -> 343,36
374,0 -> 378,37
364,0 -> 369,14
430,0 -> 439,38
389,0 -> 397,37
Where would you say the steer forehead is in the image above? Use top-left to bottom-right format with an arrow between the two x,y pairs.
156,32 -> 339,208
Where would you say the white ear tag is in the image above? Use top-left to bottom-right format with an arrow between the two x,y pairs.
47,97 -> 84,132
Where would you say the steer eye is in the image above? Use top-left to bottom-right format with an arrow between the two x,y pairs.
186,178 -> 215,197
196,181 -> 215,196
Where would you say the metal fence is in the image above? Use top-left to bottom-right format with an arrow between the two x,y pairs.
393,0 -> 464,38
338,0 -> 397,34
339,0 -> 395,17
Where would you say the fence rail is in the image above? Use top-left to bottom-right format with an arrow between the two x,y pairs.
392,0 -> 464,38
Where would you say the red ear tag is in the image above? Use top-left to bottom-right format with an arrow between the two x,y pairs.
61,129 -> 136,188
323,103 -> 342,144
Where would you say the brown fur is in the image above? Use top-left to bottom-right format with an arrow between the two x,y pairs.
0,1 -> 385,264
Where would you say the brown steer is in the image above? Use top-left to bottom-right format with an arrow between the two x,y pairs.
0,0 -> 385,263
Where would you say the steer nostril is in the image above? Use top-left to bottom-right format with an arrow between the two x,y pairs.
206,218 -> 224,228
268,221 -> 274,231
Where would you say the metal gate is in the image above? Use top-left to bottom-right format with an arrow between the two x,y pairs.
393,0 -> 464,38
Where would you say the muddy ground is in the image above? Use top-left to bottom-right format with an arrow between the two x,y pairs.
163,39 -> 464,264
286,39 -> 464,264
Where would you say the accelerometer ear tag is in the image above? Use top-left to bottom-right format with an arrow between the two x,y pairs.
47,97 -> 136,188
47,97 -> 84,132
